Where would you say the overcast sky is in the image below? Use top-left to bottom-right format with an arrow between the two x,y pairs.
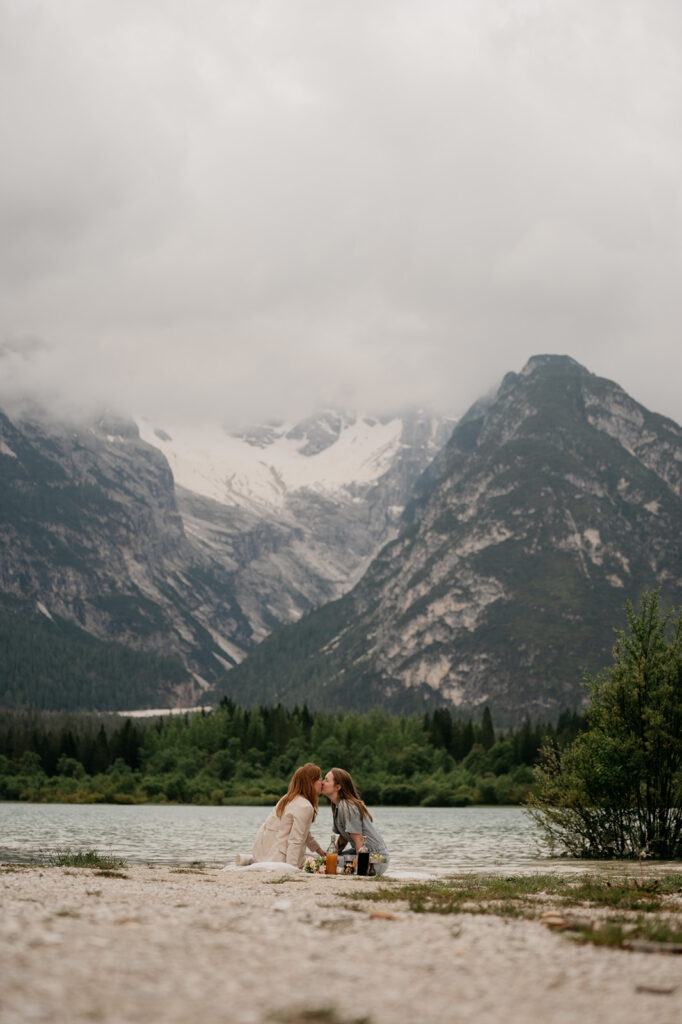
1,0 -> 681,428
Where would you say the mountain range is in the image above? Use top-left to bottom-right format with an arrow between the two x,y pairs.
0,404 -> 452,708
216,355 -> 682,723
3,354 -> 681,722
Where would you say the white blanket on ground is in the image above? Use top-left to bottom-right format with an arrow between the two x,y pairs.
221,861 -> 437,879
221,861 -> 300,873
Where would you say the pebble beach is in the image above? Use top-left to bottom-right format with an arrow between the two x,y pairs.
1,864 -> 681,1024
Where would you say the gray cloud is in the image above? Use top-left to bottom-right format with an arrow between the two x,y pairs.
1,0 -> 681,426
0,335 -> 51,359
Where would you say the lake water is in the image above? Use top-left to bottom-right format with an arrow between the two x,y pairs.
0,802 -> 554,874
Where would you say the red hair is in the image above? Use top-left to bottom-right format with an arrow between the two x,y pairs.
276,763 -> 321,820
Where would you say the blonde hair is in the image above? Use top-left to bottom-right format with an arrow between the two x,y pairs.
276,762 -> 321,820
329,767 -> 373,822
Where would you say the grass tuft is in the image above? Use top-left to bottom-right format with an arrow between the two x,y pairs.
43,848 -> 127,870
269,1010 -> 370,1024
345,872 -> 682,951
265,876 -> 308,886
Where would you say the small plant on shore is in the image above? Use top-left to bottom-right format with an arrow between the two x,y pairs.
270,1009 -> 371,1024
575,916 -> 682,949
264,875 -> 308,885
43,848 -> 126,870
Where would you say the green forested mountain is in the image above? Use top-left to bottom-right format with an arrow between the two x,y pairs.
215,356 -> 682,724
0,596 -> 189,710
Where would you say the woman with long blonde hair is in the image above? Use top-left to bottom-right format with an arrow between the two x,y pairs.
321,767 -> 389,875
251,763 -> 327,868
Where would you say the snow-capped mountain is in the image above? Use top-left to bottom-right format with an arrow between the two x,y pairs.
137,410 -> 443,512
138,410 -> 456,641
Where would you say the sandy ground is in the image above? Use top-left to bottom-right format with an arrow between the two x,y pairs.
1,864 -> 681,1024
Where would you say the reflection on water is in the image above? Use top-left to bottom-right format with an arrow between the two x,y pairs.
0,802 -> 548,873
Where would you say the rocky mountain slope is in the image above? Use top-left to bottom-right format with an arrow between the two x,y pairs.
0,405 -> 453,708
217,356 -> 682,723
0,410 -> 250,705
138,410 -> 455,640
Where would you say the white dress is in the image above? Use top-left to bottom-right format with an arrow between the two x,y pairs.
252,795 -> 319,868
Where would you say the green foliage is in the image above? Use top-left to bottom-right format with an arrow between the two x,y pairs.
0,701 -> 583,806
529,592 -> 682,859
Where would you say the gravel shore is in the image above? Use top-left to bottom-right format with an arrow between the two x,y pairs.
1,864 -> 680,1024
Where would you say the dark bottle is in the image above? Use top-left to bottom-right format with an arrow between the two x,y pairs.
357,837 -> 369,876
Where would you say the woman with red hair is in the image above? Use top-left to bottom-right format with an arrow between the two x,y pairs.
251,763 -> 326,868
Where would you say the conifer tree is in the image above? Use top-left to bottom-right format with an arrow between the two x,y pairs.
530,592 -> 682,858
479,707 -> 495,751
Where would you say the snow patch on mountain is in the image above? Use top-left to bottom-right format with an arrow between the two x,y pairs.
136,413 -> 407,512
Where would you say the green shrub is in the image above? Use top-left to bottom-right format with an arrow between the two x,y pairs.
529,592 -> 682,859
380,782 -> 420,805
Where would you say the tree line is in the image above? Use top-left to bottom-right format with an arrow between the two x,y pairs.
0,701 -> 584,806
